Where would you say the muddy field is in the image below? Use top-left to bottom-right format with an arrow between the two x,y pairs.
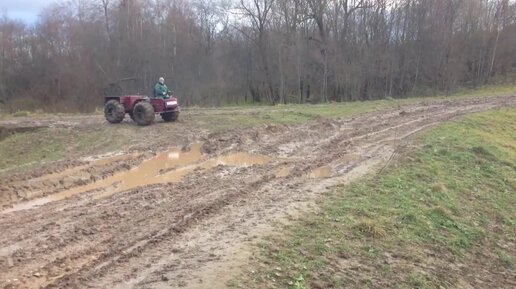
0,96 -> 514,289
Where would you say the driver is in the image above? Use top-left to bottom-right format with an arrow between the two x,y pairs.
154,77 -> 169,98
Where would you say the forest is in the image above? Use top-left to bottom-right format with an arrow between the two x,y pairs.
0,0 -> 515,111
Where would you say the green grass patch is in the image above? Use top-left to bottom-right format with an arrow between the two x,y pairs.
237,109 -> 516,288
191,84 -> 516,130
0,126 -> 135,171
450,83 -> 516,98
496,250 -> 514,269
11,111 -> 30,117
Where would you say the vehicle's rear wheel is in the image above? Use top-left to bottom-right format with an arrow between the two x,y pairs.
104,100 -> 125,123
161,111 -> 179,122
133,102 -> 155,126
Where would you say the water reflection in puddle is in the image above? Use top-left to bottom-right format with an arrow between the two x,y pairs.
308,166 -> 332,179
3,144 -> 269,213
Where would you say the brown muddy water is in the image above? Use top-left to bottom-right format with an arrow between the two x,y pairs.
308,166 -> 333,179
2,144 -> 270,213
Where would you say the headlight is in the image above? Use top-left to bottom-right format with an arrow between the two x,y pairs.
166,100 -> 177,106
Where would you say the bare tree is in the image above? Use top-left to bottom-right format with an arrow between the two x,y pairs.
239,0 -> 276,103
0,0 -> 515,112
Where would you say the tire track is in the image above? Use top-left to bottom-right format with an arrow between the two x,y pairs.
0,96 -> 514,289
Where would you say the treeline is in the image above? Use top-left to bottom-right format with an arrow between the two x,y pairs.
0,0 -> 515,112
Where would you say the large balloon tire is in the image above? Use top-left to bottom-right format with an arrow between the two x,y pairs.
104,100 -> 125,123
133,102 -> 155,126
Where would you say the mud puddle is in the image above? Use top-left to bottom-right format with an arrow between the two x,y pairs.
2,144 -> 269,213
275,166 -> 293,178
308,166 -> 333,179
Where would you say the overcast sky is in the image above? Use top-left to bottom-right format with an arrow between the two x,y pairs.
1,0 -> 54,24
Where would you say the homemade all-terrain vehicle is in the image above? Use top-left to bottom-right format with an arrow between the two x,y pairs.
103,78 -> 180,126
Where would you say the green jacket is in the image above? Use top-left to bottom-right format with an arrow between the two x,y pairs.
154,82 -> 169,98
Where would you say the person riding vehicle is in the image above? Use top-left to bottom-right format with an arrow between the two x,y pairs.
154,77 -> 170,99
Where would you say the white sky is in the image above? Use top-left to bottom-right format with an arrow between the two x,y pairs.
1,0 -> 55,24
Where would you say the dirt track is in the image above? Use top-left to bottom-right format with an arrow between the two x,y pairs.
0,96 -> 514,289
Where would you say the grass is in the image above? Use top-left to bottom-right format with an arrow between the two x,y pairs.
450,83 -> 516,98
188,102 -> 384,132
0,127 -> 135,171
235,109 -> 516,289
190,83 -> 516,131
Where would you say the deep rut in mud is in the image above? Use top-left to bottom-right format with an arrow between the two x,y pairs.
0,96 -> 514,289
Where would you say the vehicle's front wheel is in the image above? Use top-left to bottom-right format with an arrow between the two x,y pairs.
104,100 -> 125,123
161,111 -> 179,122
133,102 -> 155,126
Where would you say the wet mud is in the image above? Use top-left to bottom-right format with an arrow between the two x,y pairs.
0,95 -> 514,289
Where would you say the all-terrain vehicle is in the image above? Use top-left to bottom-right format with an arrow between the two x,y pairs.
103,78 -> 180,126
104,95 -> 179,125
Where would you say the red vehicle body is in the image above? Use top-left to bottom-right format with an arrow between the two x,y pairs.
115,95 -> 179,114
104,95 -> 180,126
